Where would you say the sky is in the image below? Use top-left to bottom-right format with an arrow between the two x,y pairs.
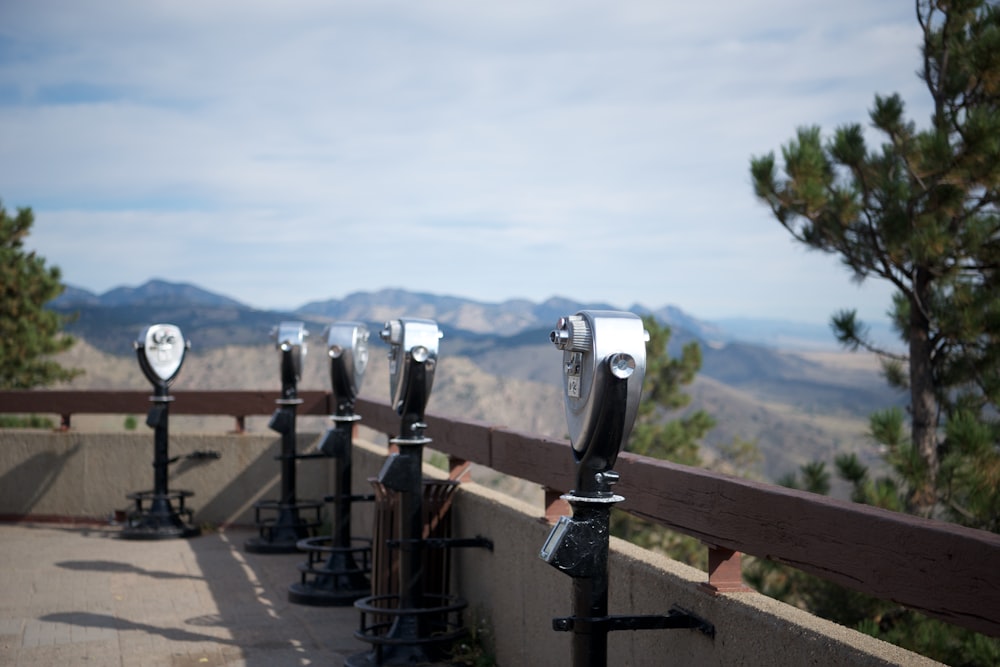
0,1 -> 932,325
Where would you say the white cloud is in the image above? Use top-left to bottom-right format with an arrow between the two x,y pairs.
0,0 -> 931,324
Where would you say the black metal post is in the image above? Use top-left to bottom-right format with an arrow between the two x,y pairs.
288,411 -> 372,605
153,393 -> 169,498
332,421 -> 354,546
568,498 -> 614,667
148,390 -> 173,524
121,386 -> 199,540
396,406 -> 429,614
346,426 -> 438,666
260,399 -> 312,549
395,437 -> 428,620
246,337 -> 322,554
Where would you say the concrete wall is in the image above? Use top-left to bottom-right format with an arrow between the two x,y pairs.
0,430 -> 940,666
0,429 -> 351,526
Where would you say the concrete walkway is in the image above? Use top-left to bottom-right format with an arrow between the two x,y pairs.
0,522 -> 371,666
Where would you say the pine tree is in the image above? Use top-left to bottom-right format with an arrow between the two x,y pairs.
0,200 -> 82,389
626,315 -> 714,466
750,0 -> 1000,523
748,3 -> 1000,661
611,315 -> 716,566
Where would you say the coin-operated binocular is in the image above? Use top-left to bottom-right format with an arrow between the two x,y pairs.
289,321 -> 375,606
246,322 -> 324,554
348,318 -> 492,667
383,317 -> 441,440
122,324 -> 200,540
540,311 -> 713,667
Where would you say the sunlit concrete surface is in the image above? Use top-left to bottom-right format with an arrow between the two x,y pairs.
0,523 -> 369,666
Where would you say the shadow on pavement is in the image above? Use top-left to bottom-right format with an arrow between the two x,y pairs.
185,528 -> 367,665
40,611 -> 238,646
55,559 -> 203,580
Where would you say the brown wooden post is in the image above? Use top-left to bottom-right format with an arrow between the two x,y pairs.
59,413 -> 71,431
233,415 -> 246,434
543,487 -> 570,524
449,456 -> 472,482
700,545 -> 752,595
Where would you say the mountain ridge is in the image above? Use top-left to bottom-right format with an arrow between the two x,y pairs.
46,279 -> 902,484
49,282 -> 899,419
53,279 -> 843,348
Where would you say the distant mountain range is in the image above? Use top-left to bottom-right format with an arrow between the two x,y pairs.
56,280 -> 245,309
47,279 -> 905,484
52,278 -> 883,350
48,279 -> 903,423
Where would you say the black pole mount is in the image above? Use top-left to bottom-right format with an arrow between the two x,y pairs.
385,536 -> 494,552
246,329 -> 323,554
289,408 -> 375,607
553,604 -> 716,638
120,391 -> 199,539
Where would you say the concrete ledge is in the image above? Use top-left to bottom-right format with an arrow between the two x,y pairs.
0,430 -> 338,526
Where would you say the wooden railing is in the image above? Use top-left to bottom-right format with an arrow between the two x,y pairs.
2,389 -> 999,638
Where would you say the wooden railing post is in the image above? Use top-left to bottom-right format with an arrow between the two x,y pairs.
543,487 -> 570,524
700,545 -> 751,595
449,456 -> 472,482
